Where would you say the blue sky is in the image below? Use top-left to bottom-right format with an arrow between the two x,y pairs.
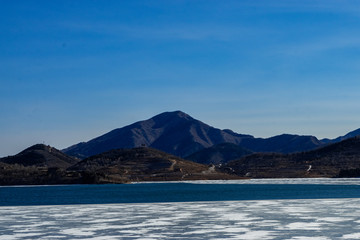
1,0 -> 360,156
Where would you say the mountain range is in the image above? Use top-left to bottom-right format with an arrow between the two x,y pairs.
63,110 -> 359,159
2,110 -> 360,185
3,135 -> 360,185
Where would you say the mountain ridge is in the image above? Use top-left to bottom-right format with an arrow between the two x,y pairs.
65,110 -> 347,159
63,111 -> 254,159
63,111 -> 360,160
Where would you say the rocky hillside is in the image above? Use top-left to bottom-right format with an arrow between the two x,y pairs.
226,136 -> 360,178
185,143 -> 253,165
0,144 -> 241,185
69,147 -> 239,182
0,145 -> 84,185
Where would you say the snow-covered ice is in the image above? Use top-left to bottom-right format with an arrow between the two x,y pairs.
1,198 -> 360,239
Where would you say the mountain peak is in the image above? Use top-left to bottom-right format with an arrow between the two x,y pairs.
63,111 -> 247,158
170,110 -> 190,117
151,110 -> 193,122
22,144 -> 53,153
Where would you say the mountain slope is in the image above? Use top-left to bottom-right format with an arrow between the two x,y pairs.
64,110 -> 329,159
185,143 -> 253,165
240,134 -> 323,153
327,128 -> 360,143
69,147 -> 239,182
0,144 -> 79,168
63,111 -> 253,159
226,136 -> 360,178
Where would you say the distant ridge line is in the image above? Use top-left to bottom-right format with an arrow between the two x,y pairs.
62,110 -> 360,159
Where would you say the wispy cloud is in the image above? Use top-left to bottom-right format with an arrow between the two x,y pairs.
274,35 -> 360,57
58,20 -> 266,42
239,0 -> 360,15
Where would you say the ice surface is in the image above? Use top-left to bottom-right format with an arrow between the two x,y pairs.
139,178 -> 360,185
1,198 -> 360,239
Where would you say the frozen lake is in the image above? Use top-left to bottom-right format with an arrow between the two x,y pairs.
1,199 -> 360,239
1,179 -> 360,239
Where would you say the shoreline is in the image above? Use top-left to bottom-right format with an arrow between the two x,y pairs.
2,177 -> 360,187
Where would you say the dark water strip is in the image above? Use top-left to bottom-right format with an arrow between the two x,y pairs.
1,183 -> 360,206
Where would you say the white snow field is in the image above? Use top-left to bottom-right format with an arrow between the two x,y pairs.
1,198 -> 360,240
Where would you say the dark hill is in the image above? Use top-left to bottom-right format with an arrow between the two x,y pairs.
63,111 -> 253,159
185,143 -> 253,165
0,144 -> 85,185
226,136 -> 360,178
69,147 -> 239,182
0,144 -> 79,168
63,111 -> 327,159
